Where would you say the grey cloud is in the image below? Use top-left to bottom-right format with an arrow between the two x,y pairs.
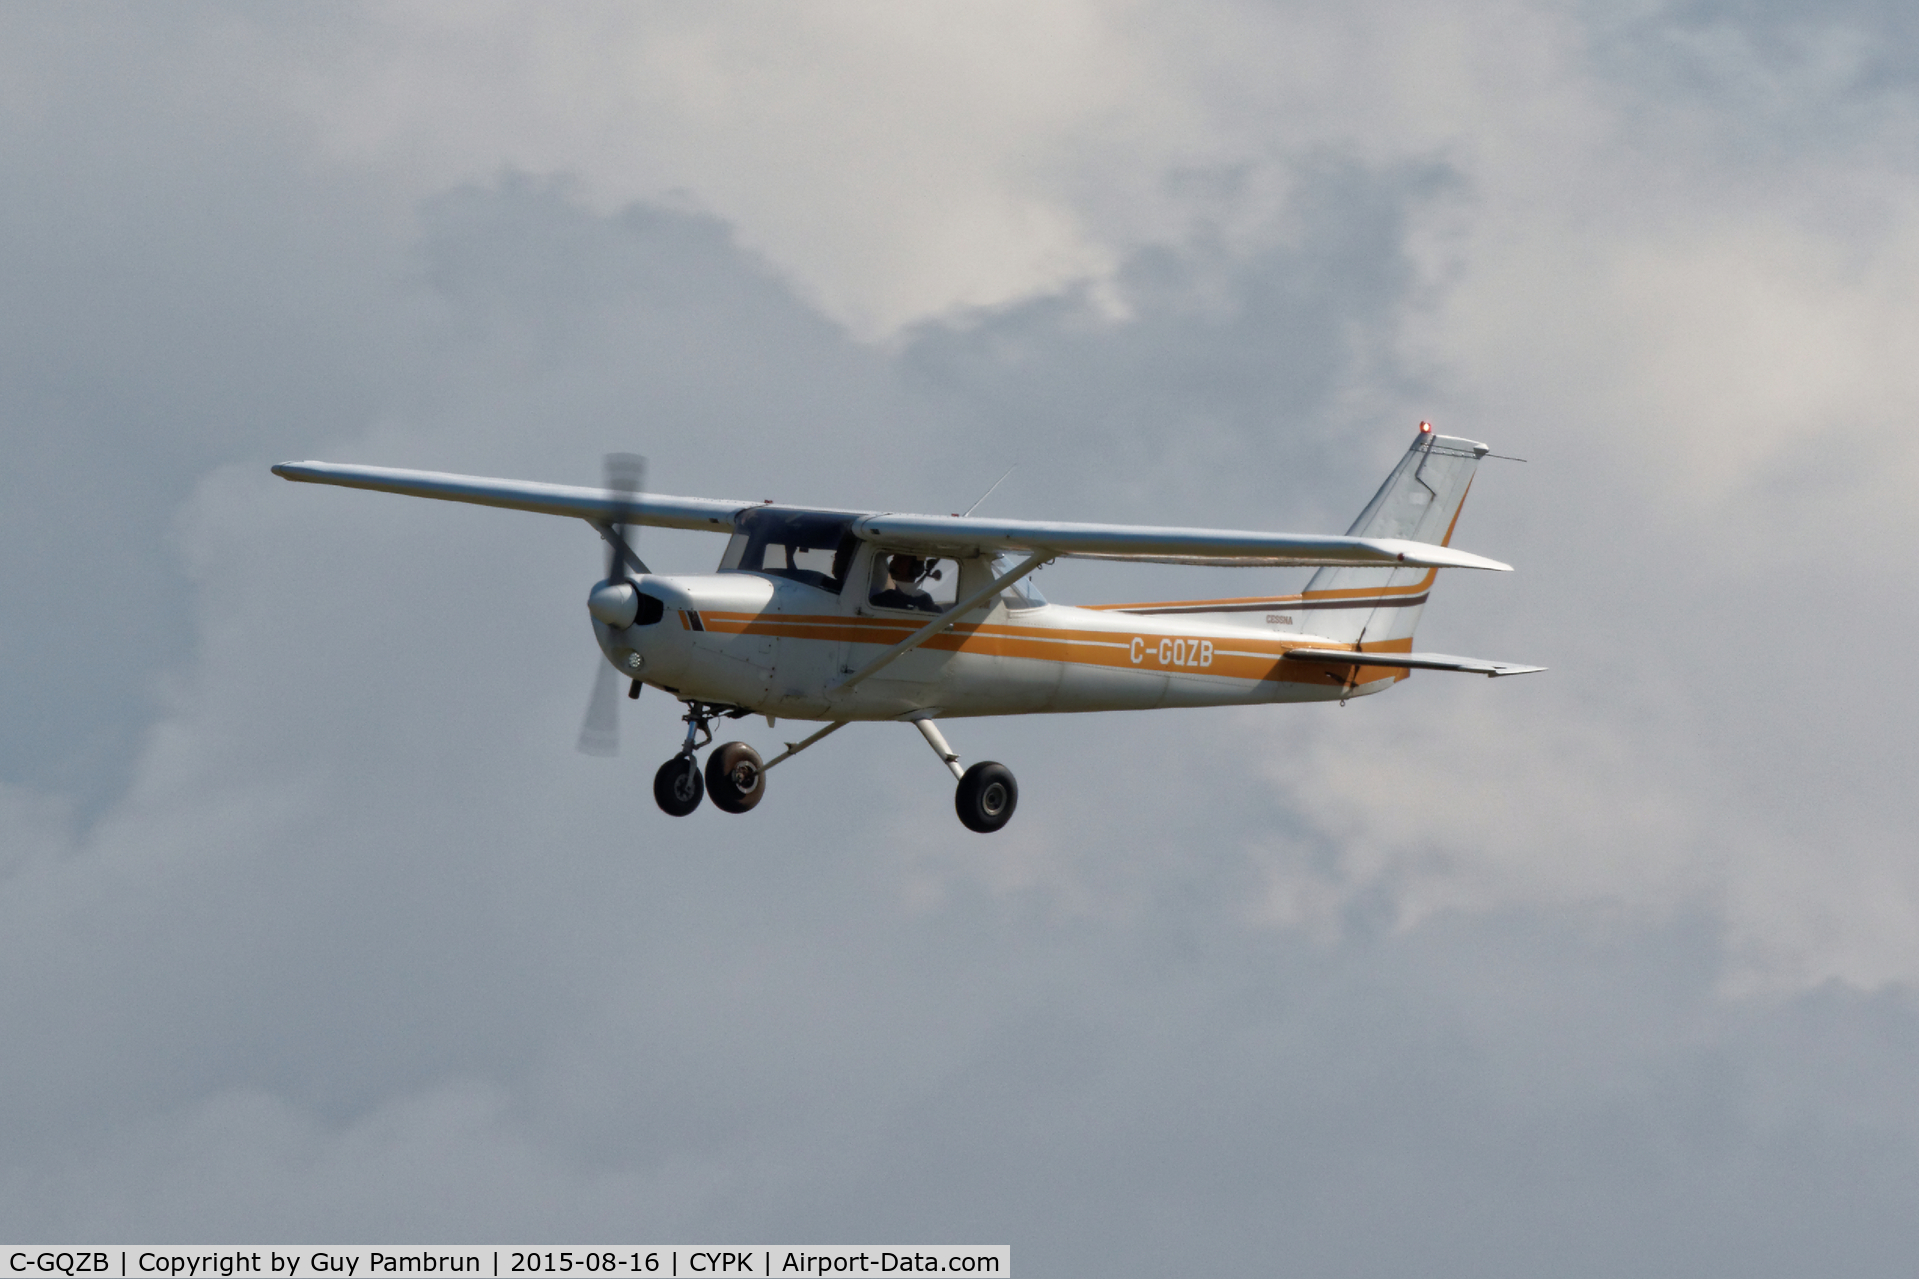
900,158 -> 1460,527
0,5 -> 429,814
1584,0 -> 1919,162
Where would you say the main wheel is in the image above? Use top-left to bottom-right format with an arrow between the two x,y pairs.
704,741 -> 766,814
653,755 -> 704,816
955,761 -> 1018,833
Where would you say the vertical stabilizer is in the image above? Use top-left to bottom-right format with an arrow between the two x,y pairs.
1294,428 -> 1488,646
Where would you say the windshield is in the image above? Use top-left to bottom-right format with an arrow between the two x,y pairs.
995,554 -> 1046,610
719,508 -> 859,594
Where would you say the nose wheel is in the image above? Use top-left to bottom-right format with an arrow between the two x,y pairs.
654,755 -> 705,816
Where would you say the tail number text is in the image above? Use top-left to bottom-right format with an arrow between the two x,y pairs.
1131,636 -> 1214,668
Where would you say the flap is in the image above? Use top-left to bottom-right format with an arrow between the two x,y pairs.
852,514 -> 1511,571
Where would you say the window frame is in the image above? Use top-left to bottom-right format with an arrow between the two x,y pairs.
864,547 -> 957,616
717,508 -> 860,595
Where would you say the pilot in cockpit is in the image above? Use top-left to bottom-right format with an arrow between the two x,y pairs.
869,553 -> 943,613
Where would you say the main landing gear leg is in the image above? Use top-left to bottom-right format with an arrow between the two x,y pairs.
914,718 -> 965,781
912,716 -> 1018,834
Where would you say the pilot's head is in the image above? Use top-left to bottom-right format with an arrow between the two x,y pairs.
888,554 -> 923,583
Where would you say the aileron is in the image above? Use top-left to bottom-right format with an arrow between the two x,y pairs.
271,461 -> 754,532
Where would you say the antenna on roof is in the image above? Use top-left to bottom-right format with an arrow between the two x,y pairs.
962,464 -> 1018,518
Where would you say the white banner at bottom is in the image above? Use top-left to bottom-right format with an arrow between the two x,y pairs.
1,1250 -> 1007,1279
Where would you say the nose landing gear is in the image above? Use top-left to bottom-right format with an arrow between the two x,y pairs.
654,701 -> 760,817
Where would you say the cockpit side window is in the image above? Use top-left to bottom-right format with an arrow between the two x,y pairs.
718,508 -> 859,594
868,552 -> 957,614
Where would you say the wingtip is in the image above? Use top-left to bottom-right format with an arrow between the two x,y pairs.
1444,549 -> 1514,572
1416,548 -> 1514,572
1372,538 -> 1511,572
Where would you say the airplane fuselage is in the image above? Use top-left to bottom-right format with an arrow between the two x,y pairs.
602,565 -> 1403,722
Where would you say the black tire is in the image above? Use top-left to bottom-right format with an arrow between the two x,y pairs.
704,741 -> 766,814
653,755 -> 704,816
955,761 -> 1018,833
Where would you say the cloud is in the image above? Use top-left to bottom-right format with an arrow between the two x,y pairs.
5,0 -> 1919,1267
254,1 -> 1185,335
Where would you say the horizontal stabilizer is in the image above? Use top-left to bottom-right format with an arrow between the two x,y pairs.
1282,648 -> 1545,678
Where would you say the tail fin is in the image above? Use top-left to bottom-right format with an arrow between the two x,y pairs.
1294,427 -> 1489,646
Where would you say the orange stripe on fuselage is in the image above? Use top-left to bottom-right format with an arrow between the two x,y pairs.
693,610 -> 1414,688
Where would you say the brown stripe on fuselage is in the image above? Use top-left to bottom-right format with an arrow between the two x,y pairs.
693,610 -> 1413,688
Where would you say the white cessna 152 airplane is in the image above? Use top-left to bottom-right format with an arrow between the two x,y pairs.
274,423 -> 1539,833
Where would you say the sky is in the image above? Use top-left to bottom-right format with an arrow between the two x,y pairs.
3,0 -> 1919,1271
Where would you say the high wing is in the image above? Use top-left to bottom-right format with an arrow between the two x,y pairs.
848,514 -> 1510,571
271,461 -> 1510,571
1282,649 -> 1545,677
270,462 -> 754,531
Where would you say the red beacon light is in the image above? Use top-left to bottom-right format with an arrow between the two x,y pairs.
1418,420 -> 1433,434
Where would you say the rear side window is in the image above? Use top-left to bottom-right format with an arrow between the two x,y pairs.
719,508 -> 858,594
994,554 -> 1046,610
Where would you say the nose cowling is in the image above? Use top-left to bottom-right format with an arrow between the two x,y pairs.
587,579 -> 639,628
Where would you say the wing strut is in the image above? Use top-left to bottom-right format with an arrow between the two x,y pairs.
829,551 -> 1050,694
591,520 -> 651,576
760,720 -> 848,773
